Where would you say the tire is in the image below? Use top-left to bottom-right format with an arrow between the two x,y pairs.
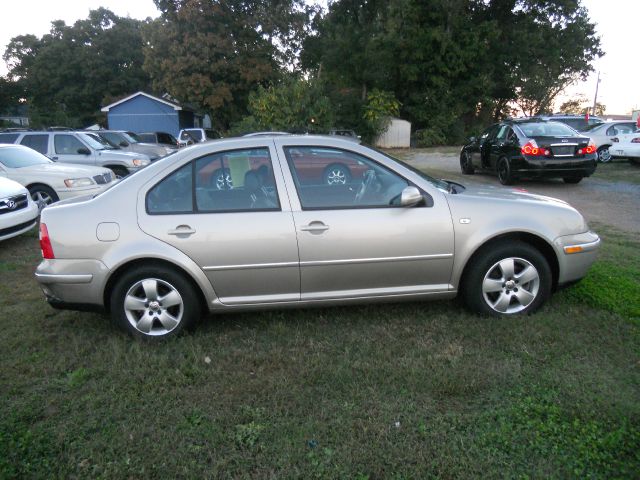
460,151 -> 475,174
497,157 -> 514,185
563,177 -> 583,184
28,184 -> 59,209
212,168 -> 233,190
323,164 -> 351,185
110,166 -> 129,179
597,146 -> 611,163
461,241 -> 552,316
110,265 -> 201,340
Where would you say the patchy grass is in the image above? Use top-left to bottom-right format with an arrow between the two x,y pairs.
591,160 -> 640,185
0,226 -> 638,478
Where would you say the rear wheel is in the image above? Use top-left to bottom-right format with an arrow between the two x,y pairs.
460,151 -> 475,174
323,164 -> 351,185
110,265 -> 201,340
597,146 -> 611,163
28,184 -> 59,209
563,176 -> 583,184
461,241 -> 552,316
497,157 -> 514,185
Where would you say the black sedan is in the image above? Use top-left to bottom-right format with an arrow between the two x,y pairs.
460,120 -> 597,185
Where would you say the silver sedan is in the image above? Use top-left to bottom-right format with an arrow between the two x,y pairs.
35,135 -> 600,339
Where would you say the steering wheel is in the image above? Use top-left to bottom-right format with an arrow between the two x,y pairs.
354,169 -> 376,204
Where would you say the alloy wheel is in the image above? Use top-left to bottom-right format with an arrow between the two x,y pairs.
597,147 -> 611,163
215,171 -> 233,190
123,278 -> 184,336
31,190 -> 54,209
482,257 -> 540,314
326,168 -> 347,185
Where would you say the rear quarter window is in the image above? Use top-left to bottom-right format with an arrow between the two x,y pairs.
0,133 -> 19,144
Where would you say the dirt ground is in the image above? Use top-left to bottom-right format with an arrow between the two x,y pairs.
399,150 -> 640,234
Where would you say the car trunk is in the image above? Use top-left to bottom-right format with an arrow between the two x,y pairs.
529,136 -> 589,158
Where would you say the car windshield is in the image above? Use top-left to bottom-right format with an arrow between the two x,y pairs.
518,121 -> 578,137
373,147 -> 450,191
79,133 -> 111,150
121,132 -> 139,144
183,129 -> 203,141
0,146 -> 52,168
126,132 -> 142,142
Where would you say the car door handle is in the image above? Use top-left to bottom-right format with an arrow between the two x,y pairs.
300,221 -> 329,233
168,225 -> 196,236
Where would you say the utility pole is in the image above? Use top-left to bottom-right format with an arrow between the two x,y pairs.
592,71 -> 601,116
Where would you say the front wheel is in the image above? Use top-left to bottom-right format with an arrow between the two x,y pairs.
597,146 -> 611,163
497,157 -> 514,185
110,265 -> 201,339
460,151 -> 475,174
28,184 -> 59,209
461,241 -> 552,316
110,166 -> 129,179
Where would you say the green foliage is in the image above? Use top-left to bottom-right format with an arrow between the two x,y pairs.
559,95 -> 606,116
231,78 -> 334,134
362,89 -> 400,138
3,8 -> 150,127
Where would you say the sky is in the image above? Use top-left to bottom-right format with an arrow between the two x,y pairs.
0,0 -> 637,114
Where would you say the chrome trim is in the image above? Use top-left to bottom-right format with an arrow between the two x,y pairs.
202,253 -> 453,272
35,273 -> 93,284
203,261 -> 299,271
563,237 -> 601,254
550,143 -> 578,147
300,253 -> 453,267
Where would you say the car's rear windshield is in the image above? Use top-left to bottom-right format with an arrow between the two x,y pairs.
0,146 -> 51,168
517,122 -> 578,137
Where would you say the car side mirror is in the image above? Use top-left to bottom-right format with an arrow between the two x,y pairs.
77,147 -> 91,155
400,186 -> 423,207
119,141 -> 129,147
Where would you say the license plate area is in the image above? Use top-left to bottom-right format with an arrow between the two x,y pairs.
551,145 -> 576,156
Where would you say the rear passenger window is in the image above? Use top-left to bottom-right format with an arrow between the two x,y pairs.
147,163 -> 193,214
146,148 -> 280,215
20,134 -> 49,154
0,133 -> 19,144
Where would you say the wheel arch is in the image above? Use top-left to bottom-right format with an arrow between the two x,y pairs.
103,257 -> 209,314
459,231 -> 560,292
26,181 -> 57,192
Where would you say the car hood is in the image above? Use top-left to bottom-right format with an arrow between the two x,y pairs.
17,163 -> 110,177
456,184 -> 570,207
0,176 -> 28,196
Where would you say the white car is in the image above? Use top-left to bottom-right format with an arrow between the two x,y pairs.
0,144 -> 118,207
608,129 -> 640,164
0,176 -> 39,241
583,121 -> 638,162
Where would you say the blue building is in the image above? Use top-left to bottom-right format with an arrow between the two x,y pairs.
101,92 -> 202,138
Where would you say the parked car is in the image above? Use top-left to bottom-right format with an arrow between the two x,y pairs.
581,121 -> 639,162
0,176 -> 39,242
36,135 -> 599,339
0,131 -> 151,178
0,144 -> 117,208
329,129 -> 361,141
460,120 -> 597,185
137,131 -> 179,148
532,114 -> 604,132
92,130 -> 173,160
607,129 -> 640,164
178,128 -> 221,147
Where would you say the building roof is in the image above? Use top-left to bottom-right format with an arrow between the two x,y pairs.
101,91 -> 184,112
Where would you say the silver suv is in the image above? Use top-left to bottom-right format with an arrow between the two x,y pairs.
91,130 -> 175,160
35,135 -> 600,339
0,131 -> 151,178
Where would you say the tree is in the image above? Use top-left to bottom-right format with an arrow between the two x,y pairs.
143,0 -> 314,129
3,9 -> 150,127
558,95 -> 605,116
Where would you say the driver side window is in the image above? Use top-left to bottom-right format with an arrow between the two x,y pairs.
54,135 -> 86,155
283,147 -> 410,209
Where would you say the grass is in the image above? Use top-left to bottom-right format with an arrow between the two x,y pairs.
1,226 -> 639,478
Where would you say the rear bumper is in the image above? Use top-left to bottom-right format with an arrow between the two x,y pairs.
511,155 -> 597,178
35,259 -> 110,309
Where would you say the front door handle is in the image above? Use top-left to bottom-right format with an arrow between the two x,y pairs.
300,221 -> 329,233
168,225 -> 196,236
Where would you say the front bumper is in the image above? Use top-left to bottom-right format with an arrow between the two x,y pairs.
35,258 -> 110,309
0,202 -> 39,241
554,231 -> 601,285
511,155 -> 597,178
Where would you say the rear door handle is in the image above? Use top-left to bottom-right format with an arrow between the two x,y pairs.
300,221 -> 329,233
168,225 -> 196,236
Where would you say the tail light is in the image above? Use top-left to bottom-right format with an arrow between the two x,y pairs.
631,138 -> 640,144
577,141 -> 596,155
521,140 -> 550,157
39,223 -> 55,259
